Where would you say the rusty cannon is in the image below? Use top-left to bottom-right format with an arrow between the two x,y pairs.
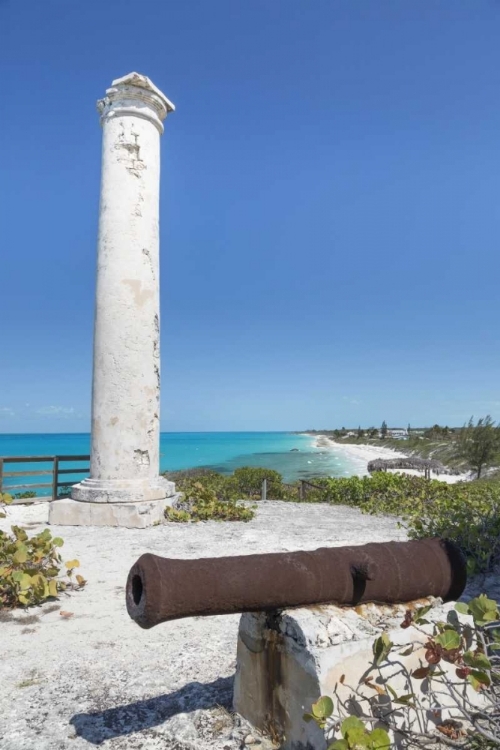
126,538 -> 466,629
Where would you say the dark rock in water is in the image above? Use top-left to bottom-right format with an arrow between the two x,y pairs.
290,448 -> 299,452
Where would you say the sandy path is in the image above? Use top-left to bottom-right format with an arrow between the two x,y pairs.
0,502 -> 406,750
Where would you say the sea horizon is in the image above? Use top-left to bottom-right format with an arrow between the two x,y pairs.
0,430 -> 362,494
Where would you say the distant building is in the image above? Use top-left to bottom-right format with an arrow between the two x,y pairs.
388,428 -> 408,439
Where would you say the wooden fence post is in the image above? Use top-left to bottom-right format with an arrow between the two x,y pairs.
300,481 -> 305,501
261,478 -> 267,501
52,457 -> 59,501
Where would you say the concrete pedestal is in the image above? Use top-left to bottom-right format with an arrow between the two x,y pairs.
49,497 -> 168,529
49,480 -> 177,528
234,599 -> 473,750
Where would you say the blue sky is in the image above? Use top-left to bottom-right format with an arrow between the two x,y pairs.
1,0 -> 499,432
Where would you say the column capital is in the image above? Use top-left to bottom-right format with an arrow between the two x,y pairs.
97,72 -> 175,135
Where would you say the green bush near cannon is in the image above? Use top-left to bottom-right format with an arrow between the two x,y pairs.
0,492 -> 85,609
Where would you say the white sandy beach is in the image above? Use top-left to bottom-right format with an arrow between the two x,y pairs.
311,434 -> 470,484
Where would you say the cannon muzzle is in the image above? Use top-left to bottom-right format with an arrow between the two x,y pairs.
126,538 -> 466,629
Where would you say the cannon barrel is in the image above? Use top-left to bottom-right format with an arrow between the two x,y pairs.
126,538 -> 466,629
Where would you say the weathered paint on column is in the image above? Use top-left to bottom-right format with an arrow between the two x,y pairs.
68,73 -> 174,509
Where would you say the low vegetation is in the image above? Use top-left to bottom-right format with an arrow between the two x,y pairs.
164,466 -> 300,522
0,492 -> 85,609
167,466 -> 289,500
164,473 -> 255,522
13,491 -> 37,500
306,595 -> 500,748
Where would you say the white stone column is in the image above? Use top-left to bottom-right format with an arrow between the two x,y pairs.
50,73 -> 175,528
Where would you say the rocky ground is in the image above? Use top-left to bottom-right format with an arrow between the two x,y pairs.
0,501 -> 428,749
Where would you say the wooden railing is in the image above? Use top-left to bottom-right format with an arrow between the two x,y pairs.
260,479 -> 327,501
261,478 -> 297,500
0,455 -> 90,504
298,479 -> 327,500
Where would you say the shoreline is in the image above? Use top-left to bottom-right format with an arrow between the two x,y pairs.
307,434 -> 470,484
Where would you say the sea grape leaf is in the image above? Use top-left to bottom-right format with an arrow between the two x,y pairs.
435,630 -> 460,651
369,727 -> 391,749
463,651 -> 491,670
341,716 -> 365,738
311,696 -> 333,720
373,633 -> 393,666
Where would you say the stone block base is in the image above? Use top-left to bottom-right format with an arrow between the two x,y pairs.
49,497 -> 171,528
234,599 -> 471,750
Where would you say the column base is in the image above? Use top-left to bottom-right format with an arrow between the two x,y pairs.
70,477 -> 175,504
49,476 -> 177,528
49,496 -> 173,528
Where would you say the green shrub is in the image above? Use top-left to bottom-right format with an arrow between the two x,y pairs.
164,507 -> 192,523
13,491 -> 37,500
167,470 -> 240,501
403,483 -> 500,575
291,472 -> 424,509
165,466 -> 293,501
233,466 -> 285,499
165,481 -> 255,523
306,705 -> 390,749
165,468 -> 220,484
285,478 -> 330,503
0,492 -> 85,608
323,475 -> 368,506
318,472 -> 433,511
0,492 -> 12,517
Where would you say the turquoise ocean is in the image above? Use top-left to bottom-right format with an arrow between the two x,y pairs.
0,432 -> 362,496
